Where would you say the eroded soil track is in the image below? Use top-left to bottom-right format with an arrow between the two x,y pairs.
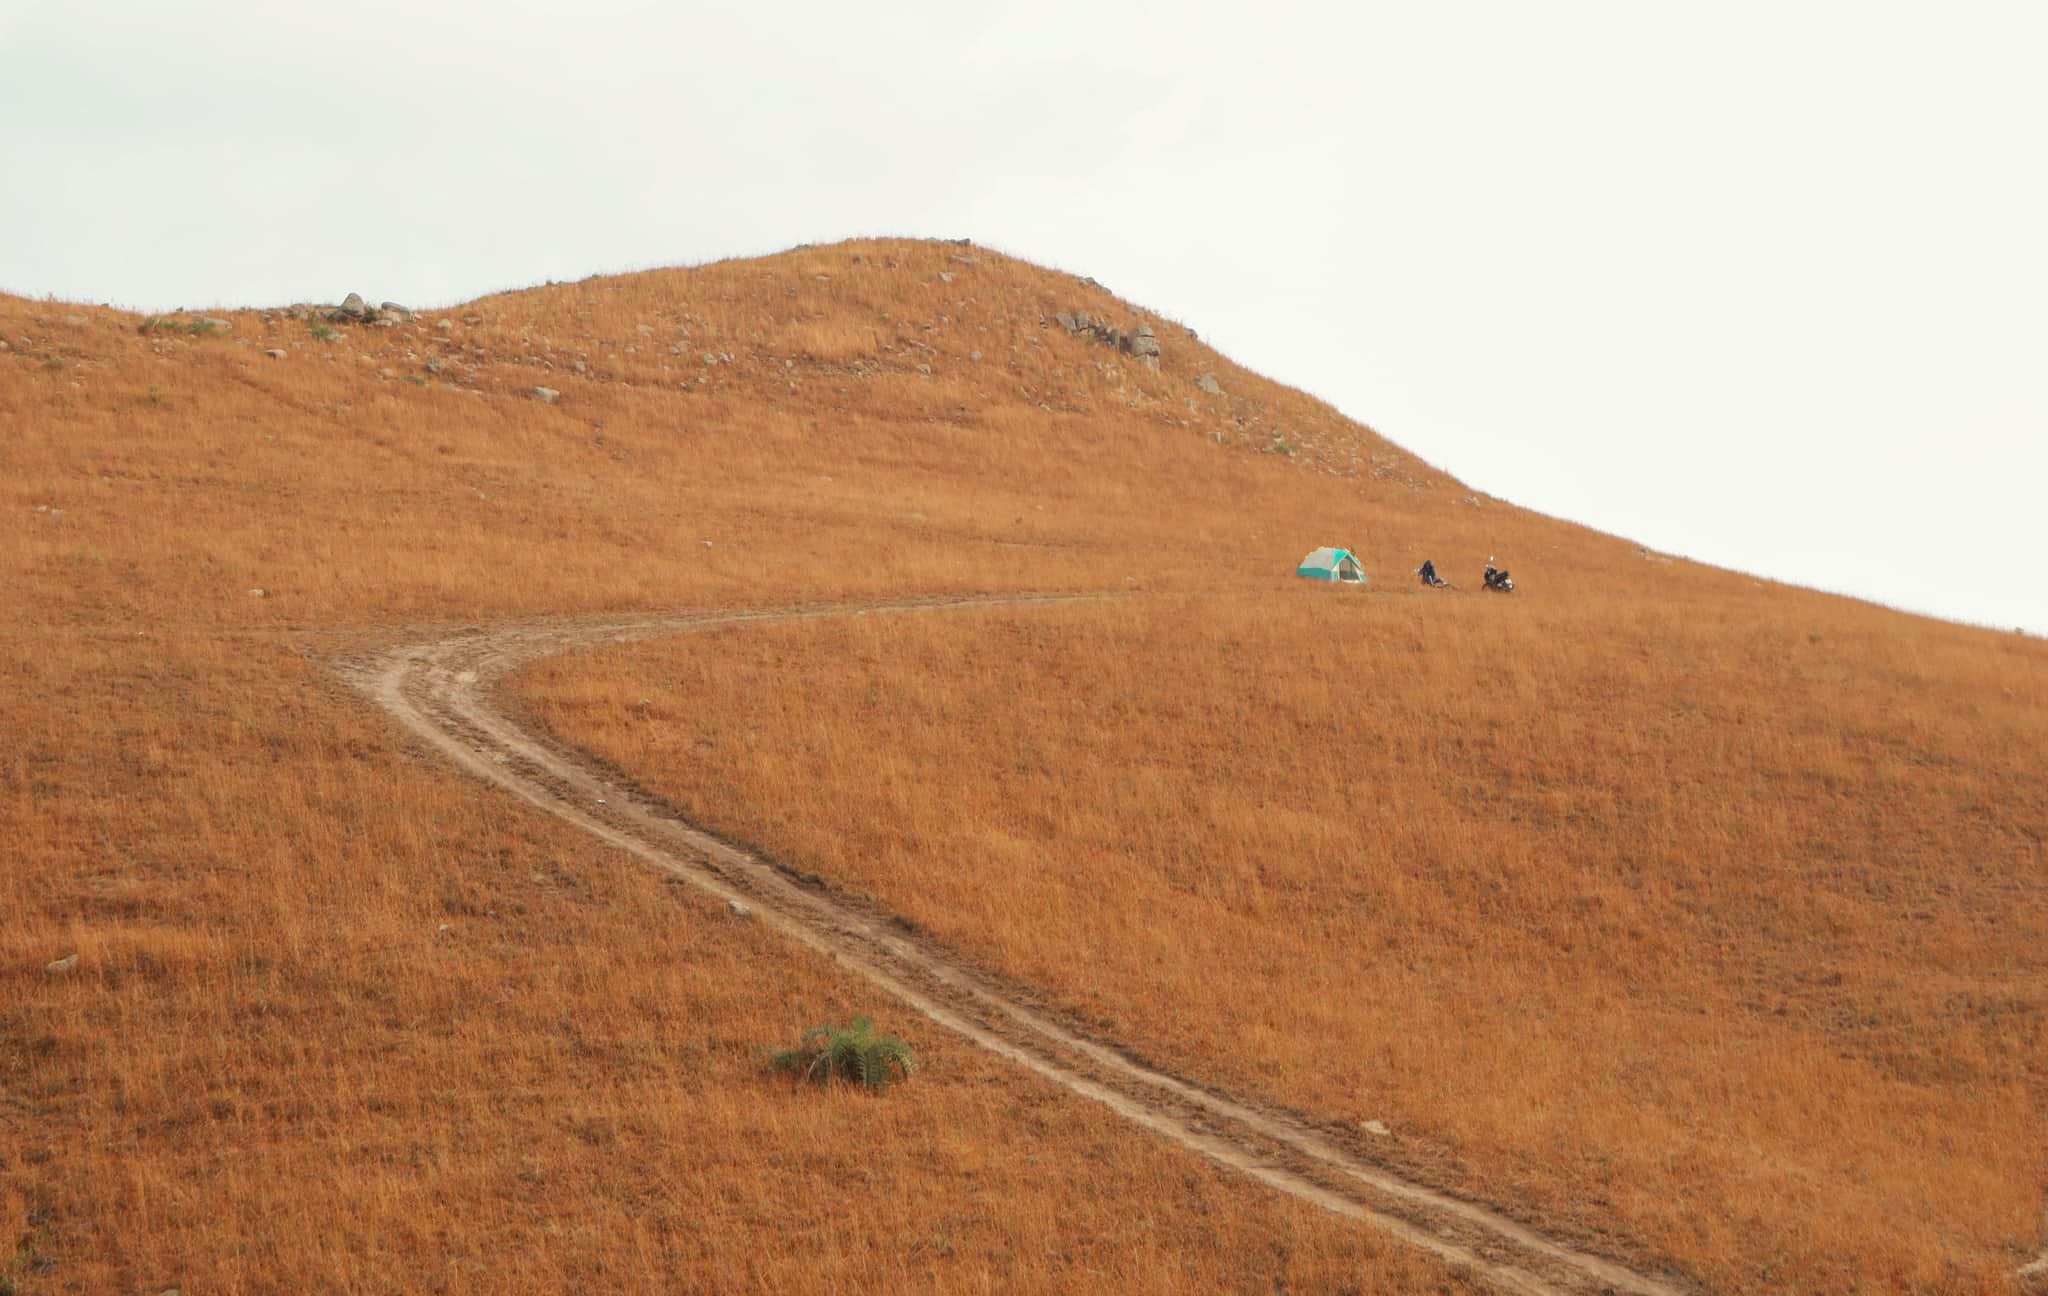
342,594 -> 1692,1296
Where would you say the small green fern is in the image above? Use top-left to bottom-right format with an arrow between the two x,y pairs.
771,1015 -> 918,1092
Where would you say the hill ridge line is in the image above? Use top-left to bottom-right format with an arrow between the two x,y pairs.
341,593 -> 1691,1296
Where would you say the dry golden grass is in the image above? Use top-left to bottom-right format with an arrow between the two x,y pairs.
5,630 -> 1492,1296
2,239 -> 1498,1294
4,236 -> 2042,1292
517,583 -> 2048,1292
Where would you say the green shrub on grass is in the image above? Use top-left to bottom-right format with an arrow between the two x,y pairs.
771,1015 -> 917,1091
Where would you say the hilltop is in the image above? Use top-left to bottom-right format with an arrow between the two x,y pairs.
2,237 -> 1673,630
3,239 -> 2044,1295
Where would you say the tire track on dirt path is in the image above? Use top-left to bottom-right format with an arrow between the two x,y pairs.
341,593 -> 1692,1296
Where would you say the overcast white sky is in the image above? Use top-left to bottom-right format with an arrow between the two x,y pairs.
4,1 -> 2044,633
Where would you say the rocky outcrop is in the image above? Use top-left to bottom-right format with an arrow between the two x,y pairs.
1056,312 -> 1162,364
291,293 -> 417,328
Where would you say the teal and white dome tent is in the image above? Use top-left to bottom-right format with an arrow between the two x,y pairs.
1296,547 -> 1367,584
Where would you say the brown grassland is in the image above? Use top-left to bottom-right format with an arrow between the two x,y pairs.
3,237 -> 2045,1293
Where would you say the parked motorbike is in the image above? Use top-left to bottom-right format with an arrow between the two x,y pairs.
1482,564 -> 1514,593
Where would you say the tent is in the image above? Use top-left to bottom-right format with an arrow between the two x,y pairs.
1296,547 -> 1367,584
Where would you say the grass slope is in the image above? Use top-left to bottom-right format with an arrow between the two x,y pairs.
4,236 -> 2042,1293
520,591 -> 2045,1293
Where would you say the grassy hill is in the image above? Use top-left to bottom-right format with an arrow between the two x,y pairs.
4,238 -> 2043,1294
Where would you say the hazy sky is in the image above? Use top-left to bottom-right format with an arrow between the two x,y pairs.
5,1 -> 2044,632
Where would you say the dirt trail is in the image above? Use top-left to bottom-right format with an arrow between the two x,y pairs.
2022,1234 -> 2048,1287
342,594 -> 1692,1296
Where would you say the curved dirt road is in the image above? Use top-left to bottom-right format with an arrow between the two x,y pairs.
342,594 -> 1690,1296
